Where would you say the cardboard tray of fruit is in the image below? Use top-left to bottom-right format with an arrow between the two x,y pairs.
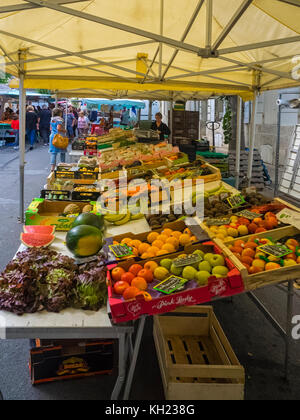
104,220 -> 201,263
107,243 -> 245,324
214,225 -> 300,291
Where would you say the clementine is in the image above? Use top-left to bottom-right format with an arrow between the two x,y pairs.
138,269 -> 154,284
123,287 -> 140,301
144,261 -> 159,272
129,264 -> 143,276
131,277 -> 148,291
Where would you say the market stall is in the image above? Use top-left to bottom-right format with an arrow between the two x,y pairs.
1,0 -> 300,400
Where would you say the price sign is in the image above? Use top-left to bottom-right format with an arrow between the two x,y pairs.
208,195 -> 220,205
257,244 -> 293,258
153,276 -> 189,295
109,244 -> 133,258
227,194 -> 246,209
235,210 -> 264,220
206,218 -> 231,226
173,254 -> 202,268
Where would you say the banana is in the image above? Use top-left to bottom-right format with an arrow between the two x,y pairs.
130,213 -> 144,221
113,212 -> 132,226
105,213 -> 127,223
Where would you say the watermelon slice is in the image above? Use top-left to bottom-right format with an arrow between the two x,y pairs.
23,225 -> 56,235
20,233 -> 55,248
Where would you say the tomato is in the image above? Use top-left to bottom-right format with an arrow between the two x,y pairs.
114,281 -> 130,295
121,272 -> 135,285
111,267 -> 126,282
138,269 -> 154,284
128,264 -> 143,277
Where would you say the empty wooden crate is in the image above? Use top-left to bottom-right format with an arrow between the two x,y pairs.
153,306 -> 245,400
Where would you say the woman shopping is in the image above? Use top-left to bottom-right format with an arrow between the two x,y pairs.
49,108 -> 68,172
77,111 -> 90,137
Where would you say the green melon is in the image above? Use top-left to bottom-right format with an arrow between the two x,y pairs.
73,213 -> 105,231
66,225 -> 104,258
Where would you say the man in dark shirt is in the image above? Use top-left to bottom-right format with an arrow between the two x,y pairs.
151,112 -> 171,141
26,105 -> 38,150
38,105 -> 51,146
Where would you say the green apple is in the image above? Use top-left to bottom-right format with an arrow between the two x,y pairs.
212,266 -> 229,277
204,253 -> 214,263
182,266 -> 198,281
170,264 -> 183,276
193,249 -> 205,260
160,259 -> 173,271
196,271 -> 211,286
208,254 -> 225,267
198,260 -> 212,273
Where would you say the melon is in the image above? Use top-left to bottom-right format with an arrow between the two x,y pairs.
66,225 -> 104,258
23,225 -> 56,235
72,213 -> 105,231
21,233 -> 55,248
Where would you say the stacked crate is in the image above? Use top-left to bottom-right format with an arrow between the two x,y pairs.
229,150 -> 265,190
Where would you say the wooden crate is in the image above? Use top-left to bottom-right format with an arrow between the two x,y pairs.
153,306 -> 244,400
214,225 -> 300,291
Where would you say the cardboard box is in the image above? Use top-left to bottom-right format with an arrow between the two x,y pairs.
25,199 -> 100,231
30,339 -> 115,385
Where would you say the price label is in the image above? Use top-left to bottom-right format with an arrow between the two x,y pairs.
173,254 -> 202,268
109,244 -> 134,258
227,194 -> 246,209
235,210 -> 264,220
153,276 -> 189,295
208,195 -> 220,205
257,244 -> 293,258
206,218 -> 231,226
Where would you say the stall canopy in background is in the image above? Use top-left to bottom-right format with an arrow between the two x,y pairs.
1,0 -> 300,101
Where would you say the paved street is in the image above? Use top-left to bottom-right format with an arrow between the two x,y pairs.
0,145 -> 299,400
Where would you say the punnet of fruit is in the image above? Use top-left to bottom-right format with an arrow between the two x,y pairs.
107,243 -> 243,304
204,211 -> 280,242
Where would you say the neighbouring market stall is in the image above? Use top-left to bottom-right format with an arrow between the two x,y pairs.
1,0 -> 300,400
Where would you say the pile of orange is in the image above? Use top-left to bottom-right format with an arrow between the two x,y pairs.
111,261 -> 161,301
114,228 -> 198,259
229,236 -> 300,275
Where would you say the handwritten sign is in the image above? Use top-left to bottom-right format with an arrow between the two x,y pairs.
206,218 -> 231,226
257,244 -> 292,258
227,194 -> 246,209
109,244 -> 133,258
153,276 -> 189,295
173,254 -> 202,268
235,210 -> 264,220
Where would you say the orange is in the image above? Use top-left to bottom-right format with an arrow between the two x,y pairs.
113,241 -> 119,246
252,259 -> 266,270
241,256 -> 253,266
183,228 -> 192,236
285,253 -> 297,261
190,236 -> 197,243
231,246 -> 244,255
162,243 -> 176,253
147,232 -> 159,244
234,239 -> 245,248
129,264 -> 143,276
253,217 -> 263,225
179,234 -> 191,246
138,243 -> 151,255
171,231 -> 182,239
265,262 -> 281,271
138,269 -> 154,284
248,223 -> 258,234
255,228 -> 267,233
144,261 -> 159,272
249,266 -> 264,274
131,277 -> 148,291
152,240 -> 164,249
121,237 -> 133,246
243,263 -> 251,273
123,287 -> 140,301
148,246 -> 160,256
166,237 -> 179,249
131,240 -> 142,249
156,250 -> 169,256
132,247 -> 139,257
157,234 -> 168,243
162,229 -> 173,237
141,253 -> 151,259
242,248 -> 256,259
244,242 -> 258,250
136,291 -> 152,302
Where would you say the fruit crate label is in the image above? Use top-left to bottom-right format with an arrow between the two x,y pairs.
173,254 -> 202,268
208,195 -> 220,205
109,244 -> 134,258
153,276 -> 189,295
235,210 -> 263,220
206,218 -> 231,226
257,244 -> 293,258
227,194 -> 246,209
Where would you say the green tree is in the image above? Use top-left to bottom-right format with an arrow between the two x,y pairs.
0,73 -> 11,84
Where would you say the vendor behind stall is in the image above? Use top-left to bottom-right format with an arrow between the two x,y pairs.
151,112 -> 171,141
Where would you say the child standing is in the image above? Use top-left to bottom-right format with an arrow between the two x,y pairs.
49,108 -> 67,172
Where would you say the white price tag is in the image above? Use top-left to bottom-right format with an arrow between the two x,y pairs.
276,208 -> 300,230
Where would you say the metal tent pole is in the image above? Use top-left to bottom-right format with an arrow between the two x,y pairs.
170,99 -> 174,144
19,58 -> 26,223
274,94 -> 282,197
235,96 -> 242,189
247,91 -> 258,185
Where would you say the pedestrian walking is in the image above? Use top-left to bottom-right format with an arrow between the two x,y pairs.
26,105 -> 38,150
49,108 -> 67,172
77,111 -> 90,137
11,113 -> 19,150
38,105 -> 51,146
